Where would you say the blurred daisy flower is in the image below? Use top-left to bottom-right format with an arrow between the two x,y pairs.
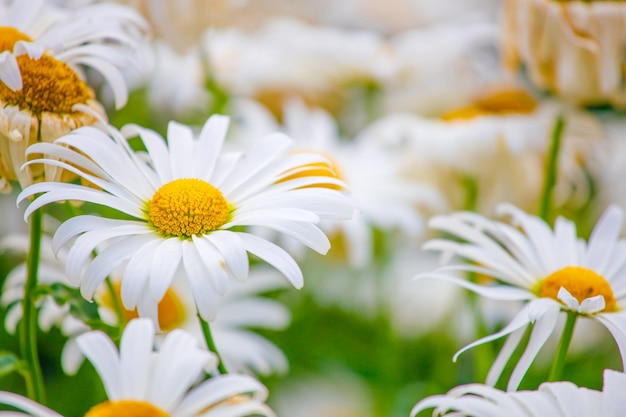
234,98 -> 446,267
203,18 -> 393,117
18,115 -> 353,323
503,0 -> 626,108
0,318 -> 274,417
361,85 -> 603,214
412,368 -> 626,417
97,267 -> 291,376
0,0 -> 150,191
1,232 -> 290,376
418,204 -> 626,390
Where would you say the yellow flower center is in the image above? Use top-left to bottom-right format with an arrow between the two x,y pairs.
537,266 -> 617,312
0,54 -> 92,114
84,400 -> 169,417
280,150 -> 344,191
0,27 -> 33,52
147,178 -> 231,239
441,88 -> 537,121
99,282 -> 186,331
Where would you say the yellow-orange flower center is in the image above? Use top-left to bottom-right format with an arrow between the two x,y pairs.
147,178 -> 231,239
84,400 -> 169,417
0,27 -> 92,114
99,282 -> 186,331
537,266 -> 616,312
280,150 -> 344,191
441,88 -> 537,121
0,54 -> 92,114
0,27 -> 33,52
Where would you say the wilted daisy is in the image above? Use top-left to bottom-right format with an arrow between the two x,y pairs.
0,318 -> 274,417
418,203 -> 626,390
0,0 -> 150,191
503,0 -> 626,108
18,115 -> 353,323
412,368 -> 626,417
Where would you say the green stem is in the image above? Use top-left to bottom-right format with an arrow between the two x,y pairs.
199,314 -> 228,374
539,115 -> 565,221
19,208 -> 46,403
548,311 -> 577,382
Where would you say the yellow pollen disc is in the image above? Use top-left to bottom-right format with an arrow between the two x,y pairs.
441,88 -> 537,121
537,266 -> 617,312
147,178 -> 230,239
0,27 -> 33,52
280,150 -> 344,191
100,282 -> 186,331
84,400 -> 169,417
0,54 -> 92,114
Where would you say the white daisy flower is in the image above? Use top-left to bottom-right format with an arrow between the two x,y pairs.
412,368 -> 626,417
96,267 -> 291,376
361,86 -> 603,214
382,21 -> 500,116
17,115 -> 353,323
417,204 -> 626,390
234,98 -> 446,267
503,0 -> 626,108
0,318 -> 274,417
0,0 -> 150,108
203,18 -> 394,117
145,41 -> 210,123
0,0 -> 150,192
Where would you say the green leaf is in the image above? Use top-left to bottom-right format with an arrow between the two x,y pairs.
0,351 -> 25,377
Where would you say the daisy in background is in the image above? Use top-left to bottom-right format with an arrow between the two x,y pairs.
0,318 -> 274,417
417,203 -> 626,391
17,114 -> 353,325
381,20 -> 499,117
503,0 -> 626,108
412,368 -> 626,417
233,98 -> 446,268
361,84 -> 603,214
1,232 -> 291,376
203,17 -> 394,119
0,0 -> 150,192
97,266 -> 291,376
145,41 -> 211,124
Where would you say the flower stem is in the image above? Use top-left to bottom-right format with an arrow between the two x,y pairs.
548,311 -> 577,382
539,115 -> 565,221
19,208 -> 46,403
198,314 -> 228,374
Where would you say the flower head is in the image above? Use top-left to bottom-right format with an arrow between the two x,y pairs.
418,204 -> 626,390
18,115 -> 353,323
0,318 -> 274,417
0,0 -> 150,192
